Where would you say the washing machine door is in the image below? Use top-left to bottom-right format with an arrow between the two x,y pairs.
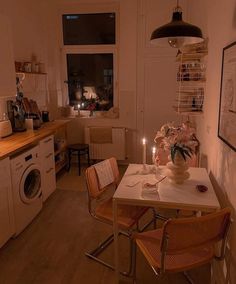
20,164 -> 41,204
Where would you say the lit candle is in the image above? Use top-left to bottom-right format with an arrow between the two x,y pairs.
152,146 -> 156,163
142,138 -> 146,164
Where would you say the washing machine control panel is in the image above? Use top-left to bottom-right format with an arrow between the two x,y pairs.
11,146 -> 40,170
25,154 -> 32,162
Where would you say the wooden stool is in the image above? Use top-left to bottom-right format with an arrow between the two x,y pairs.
67,144 -> 90,175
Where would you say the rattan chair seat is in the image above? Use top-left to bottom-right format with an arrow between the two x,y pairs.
95,198 -> 148,229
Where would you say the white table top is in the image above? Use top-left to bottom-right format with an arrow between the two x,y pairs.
113,164 -> 220,212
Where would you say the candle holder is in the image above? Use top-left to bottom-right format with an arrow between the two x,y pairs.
153,149 -> 163,178
137,164 -> 150,175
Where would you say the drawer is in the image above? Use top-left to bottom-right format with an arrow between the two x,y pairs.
41,166 -> 56,202
41,154 -> 55,170
40,135 -> 54,155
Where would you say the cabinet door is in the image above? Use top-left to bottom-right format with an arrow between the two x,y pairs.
40,135 -> 56,202
0,158 -> 14,247
0,14 -> 16,97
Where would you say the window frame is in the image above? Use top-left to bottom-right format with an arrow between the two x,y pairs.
59,4 -> 119,112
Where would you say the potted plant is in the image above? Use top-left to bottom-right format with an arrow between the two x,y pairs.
154,121 -> 199,184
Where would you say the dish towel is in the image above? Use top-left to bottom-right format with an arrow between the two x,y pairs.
89,127 -> 113,143
94,160 -> 114,188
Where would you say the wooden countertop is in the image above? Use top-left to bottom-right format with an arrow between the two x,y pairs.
0,120 -> 69,159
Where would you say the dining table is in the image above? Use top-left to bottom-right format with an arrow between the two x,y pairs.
112,164 -> 220,283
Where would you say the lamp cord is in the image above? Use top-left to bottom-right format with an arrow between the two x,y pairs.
175,0 -> 181,12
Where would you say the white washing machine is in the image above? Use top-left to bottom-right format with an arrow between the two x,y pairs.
10,145 -> 42,236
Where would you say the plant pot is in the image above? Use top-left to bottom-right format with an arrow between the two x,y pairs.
166,152 -> 190,184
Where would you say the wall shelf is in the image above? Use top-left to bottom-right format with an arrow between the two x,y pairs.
16,71 -> 47,76
173,40 -> 208,115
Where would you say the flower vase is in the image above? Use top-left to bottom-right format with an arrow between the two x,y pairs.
166,152 -> 190,184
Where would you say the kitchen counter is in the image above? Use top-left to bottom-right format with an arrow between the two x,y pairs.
0,120 -> 69,159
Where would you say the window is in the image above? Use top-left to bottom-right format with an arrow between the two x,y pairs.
66,53 -> 113,110
62,12 -> 117,112
63,13 -> 115,45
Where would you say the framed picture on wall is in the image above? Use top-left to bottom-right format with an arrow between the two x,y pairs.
218,41 -> 236,151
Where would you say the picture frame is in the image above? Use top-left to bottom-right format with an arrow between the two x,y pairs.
218,41 -> 236,151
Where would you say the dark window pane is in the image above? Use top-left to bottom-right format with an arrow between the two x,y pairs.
66,54 -> 113,111
63,13 -> 116,45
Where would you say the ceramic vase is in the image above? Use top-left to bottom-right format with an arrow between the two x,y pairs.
166,152 -> 190,184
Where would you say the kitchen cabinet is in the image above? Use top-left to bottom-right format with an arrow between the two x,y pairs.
0,157 -> 14,248
39,135 -> 56,202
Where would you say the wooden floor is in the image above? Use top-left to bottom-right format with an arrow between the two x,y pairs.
0,166 -> 210,284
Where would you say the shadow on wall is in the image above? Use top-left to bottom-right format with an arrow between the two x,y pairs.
209,171 -> 236,284
200,153 -> 208,170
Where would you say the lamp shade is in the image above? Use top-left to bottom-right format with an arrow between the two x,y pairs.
151,7 -> 204,48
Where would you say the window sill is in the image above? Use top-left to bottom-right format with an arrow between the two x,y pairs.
60,107 -> 119,119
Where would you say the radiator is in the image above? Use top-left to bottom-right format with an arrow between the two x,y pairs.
85,127 -> 126,160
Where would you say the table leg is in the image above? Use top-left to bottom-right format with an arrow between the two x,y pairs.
113,198 -> 119,284
87,148 -> 90,166
67,149 -> 71,171
78,151 -> 81,175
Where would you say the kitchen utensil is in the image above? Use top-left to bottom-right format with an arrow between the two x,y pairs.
25,118 -> 33,130
42,111 -> 49,122
22,97 -> 31,114
143,176 -> 167,188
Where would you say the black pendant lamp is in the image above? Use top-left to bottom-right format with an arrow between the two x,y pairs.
150,0 -> 204,48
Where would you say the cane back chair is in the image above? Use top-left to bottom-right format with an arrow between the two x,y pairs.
132,207 -> 232,283
85,157 -> 150,275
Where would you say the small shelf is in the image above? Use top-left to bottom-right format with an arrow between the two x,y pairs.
173,108 -> 203,115
54,127 -> 67,174
16,71 -> 47,75
174,40 -> 208,115
176,52 -> 208,62
55,159 -> 67,173
54,145 -> 67,156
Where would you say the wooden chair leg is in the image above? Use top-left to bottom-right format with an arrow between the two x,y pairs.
183,271 -> 195,284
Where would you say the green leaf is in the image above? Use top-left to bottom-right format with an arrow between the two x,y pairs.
170,143 -> 193,164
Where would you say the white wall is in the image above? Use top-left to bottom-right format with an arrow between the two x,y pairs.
136,0 -> 182,163
189,1 -> 236,283
0,0 -> 57,117
0,13 -> 16,117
